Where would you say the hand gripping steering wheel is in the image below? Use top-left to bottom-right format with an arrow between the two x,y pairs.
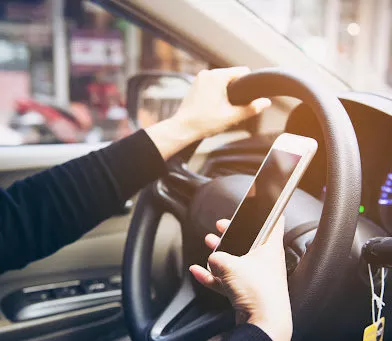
122,68 -> 361,341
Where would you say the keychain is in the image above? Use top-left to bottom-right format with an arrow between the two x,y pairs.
363,264 -> 387,341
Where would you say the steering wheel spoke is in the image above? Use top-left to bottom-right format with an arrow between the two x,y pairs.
150,275 -> 195,339
150,275 -> 234,341
154,160 -> 210,222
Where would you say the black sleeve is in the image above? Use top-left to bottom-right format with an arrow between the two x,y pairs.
0,130 -> 167,274
224,324 -> 272,341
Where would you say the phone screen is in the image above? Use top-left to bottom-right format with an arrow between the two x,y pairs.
216,149 -> 302,256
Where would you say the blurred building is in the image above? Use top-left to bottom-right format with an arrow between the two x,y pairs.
0,0 -> 206,144
2,0 -> 392,144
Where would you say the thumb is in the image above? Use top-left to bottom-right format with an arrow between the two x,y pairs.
249,98 -> 271,114
208,251 -> 237,278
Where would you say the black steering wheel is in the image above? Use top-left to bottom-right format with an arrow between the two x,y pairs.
122,68 -> 361,341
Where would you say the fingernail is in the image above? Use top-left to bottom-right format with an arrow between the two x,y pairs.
253,98 -> 271,111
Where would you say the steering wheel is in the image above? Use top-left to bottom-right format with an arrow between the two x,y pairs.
122,68 -> 361,341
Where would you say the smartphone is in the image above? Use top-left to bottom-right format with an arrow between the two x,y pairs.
211,133 -> 318,258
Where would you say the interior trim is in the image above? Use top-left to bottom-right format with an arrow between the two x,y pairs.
339,91 -> 392,116
0,302 -> 122,341
6,289 -> 121,322
23,281 -> 81,294
0,143 -> 109,171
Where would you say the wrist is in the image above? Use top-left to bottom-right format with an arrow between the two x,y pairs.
247,315 -> 292,341
145,116 -> 201,160
169,111 -> 204,142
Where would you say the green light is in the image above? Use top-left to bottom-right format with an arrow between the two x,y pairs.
359,205 -> 365,214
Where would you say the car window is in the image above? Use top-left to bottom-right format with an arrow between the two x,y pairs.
0,0 -> 207,145
238,0 -> 392,98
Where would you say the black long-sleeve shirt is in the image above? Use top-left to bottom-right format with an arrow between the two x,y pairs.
0,130 -> 271,340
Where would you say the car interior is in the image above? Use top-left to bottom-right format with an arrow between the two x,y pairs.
0,0 -> 392,340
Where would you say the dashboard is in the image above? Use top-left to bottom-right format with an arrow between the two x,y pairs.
286,92 -> 392,233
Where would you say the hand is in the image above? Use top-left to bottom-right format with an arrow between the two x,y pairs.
173,67 -> 271,140
189,217 -> 293,341
146,67 -> 271,160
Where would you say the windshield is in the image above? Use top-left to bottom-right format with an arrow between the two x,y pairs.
238,0 -> 392,98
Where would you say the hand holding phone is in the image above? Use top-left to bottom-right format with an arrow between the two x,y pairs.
190,216 -> 293,341
211,133 -> 317,258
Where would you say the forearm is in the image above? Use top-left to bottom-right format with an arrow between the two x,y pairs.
0,130 -> 166,274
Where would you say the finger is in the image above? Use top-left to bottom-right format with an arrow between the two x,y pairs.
240,97 -> 271,120
216,219 -> 230,234
208,251 -> 237,278
250,98 -> 271,113
189,265 -> 221,293
205,233 -> 221,250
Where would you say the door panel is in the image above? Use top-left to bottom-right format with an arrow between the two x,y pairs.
0,145 -> 130,340
0,145 -> 187,340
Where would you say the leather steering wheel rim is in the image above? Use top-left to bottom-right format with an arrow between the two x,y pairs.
122,68 -> 362,340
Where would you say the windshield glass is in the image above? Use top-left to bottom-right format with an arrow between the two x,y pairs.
238,0 -> 392,98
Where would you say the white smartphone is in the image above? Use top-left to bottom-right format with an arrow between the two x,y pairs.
210,133 -> 318,258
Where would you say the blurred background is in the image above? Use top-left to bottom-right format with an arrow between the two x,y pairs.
0,0 -> 207,145
241,0 -> 392,94
0,0 -> 391,145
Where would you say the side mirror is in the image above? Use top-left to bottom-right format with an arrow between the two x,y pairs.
126,72 -> 193,130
